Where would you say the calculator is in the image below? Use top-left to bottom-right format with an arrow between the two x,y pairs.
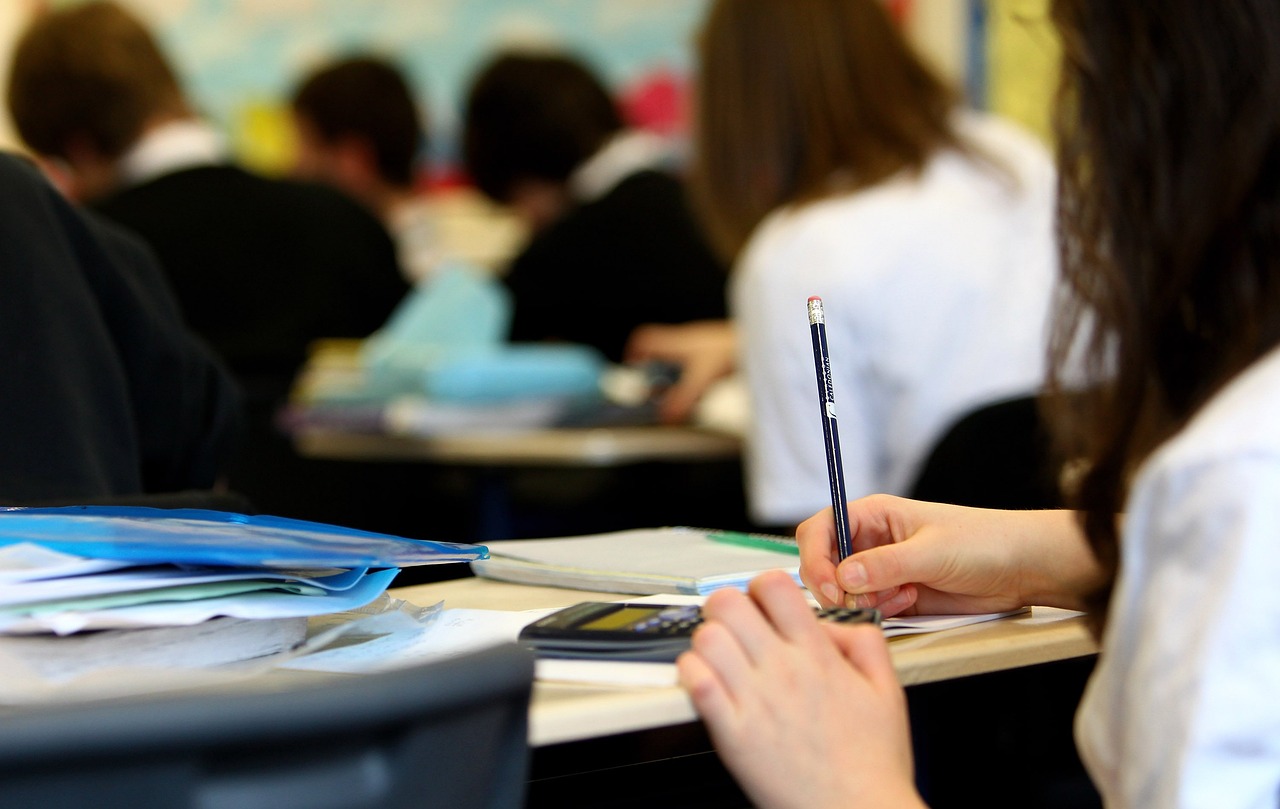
518,601 -> 881,662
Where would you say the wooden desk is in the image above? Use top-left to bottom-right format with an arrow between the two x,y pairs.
392,577 -> 1098,748
0,577 -> 1096,808
290,340 -> 741,468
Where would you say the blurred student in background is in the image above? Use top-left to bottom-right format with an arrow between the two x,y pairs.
0,152 -> 240,505
6,1 -> 409,516
632,0 -> 1058,530
462,49 -> 728,364
290,54 -> 440,286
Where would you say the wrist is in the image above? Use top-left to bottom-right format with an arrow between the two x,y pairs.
1013,510 -> 1105,610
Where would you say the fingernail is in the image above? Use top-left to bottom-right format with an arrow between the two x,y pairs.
820,583 -> 840,604
839,560 -> 868,590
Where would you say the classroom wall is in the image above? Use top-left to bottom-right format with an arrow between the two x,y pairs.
0,1 -> 1059,176
0,0 -> 40,153
24,0 -> 717,181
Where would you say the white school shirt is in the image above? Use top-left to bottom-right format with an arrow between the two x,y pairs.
730,111 -> 1058,526
387,197 -> 444,285
117,119 -> 227,186
1076,346 -> 1280,808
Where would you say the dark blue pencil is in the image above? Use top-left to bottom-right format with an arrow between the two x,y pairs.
807,296 -> 854,560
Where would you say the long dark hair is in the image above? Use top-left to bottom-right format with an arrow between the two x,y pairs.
1046,0 -> 1280,632
462,51 -> 621,204
690,0 -> 964,261
291,56 -> 425,189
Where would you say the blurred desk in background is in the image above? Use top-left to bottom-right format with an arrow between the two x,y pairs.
283,335 -> 752,554
293,424 -> 740,467
292,424 -> 748,551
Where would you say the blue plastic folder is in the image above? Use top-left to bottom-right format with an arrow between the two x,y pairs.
0,506 -> 488,569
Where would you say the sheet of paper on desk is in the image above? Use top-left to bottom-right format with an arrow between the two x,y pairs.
0,568 -> 399,634
0,544 -> 131,583
0,615 -> 310,685
0,565 -> 370,609
881,608 -> 1030,637
0,598 -> 437,703
283,603 -> 687,687
280,593 -> 1028,688
282,604 -> 556,674
528,607 -> 1034,687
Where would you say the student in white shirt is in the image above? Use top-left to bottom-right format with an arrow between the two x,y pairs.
629,0 -> 1058,529
676,1 -> 1280,807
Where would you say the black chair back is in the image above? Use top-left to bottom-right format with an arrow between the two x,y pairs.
0,643 -> 535,809
910,395 -> 1063,510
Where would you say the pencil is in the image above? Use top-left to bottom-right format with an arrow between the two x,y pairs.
807,296 -> 854,560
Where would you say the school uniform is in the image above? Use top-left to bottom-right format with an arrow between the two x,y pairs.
0,153 -> 240,502
89,121 -> 409,516
1077,344 -> 1280,808
731,111 -> 1059,526
502,131 -> 728,364
91,121 -> 409,410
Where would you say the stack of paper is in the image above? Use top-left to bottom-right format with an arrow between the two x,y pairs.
0,506 -> 486,688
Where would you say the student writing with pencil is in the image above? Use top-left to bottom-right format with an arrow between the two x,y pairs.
677,1 -> 1280,806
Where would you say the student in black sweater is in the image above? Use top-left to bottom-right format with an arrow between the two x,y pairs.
7,2 -> 409,518
462,50 -> 728,363
0,152 -> 240,504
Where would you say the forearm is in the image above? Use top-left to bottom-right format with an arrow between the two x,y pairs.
1008,509 -> 1106,611
811,497 -> 1110,616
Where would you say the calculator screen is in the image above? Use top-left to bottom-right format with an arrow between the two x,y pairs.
579,606 -> 659,631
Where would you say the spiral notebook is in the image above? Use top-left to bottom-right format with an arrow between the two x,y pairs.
469,527 -> 801,595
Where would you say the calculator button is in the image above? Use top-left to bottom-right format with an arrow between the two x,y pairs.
658,606 -> 699,621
